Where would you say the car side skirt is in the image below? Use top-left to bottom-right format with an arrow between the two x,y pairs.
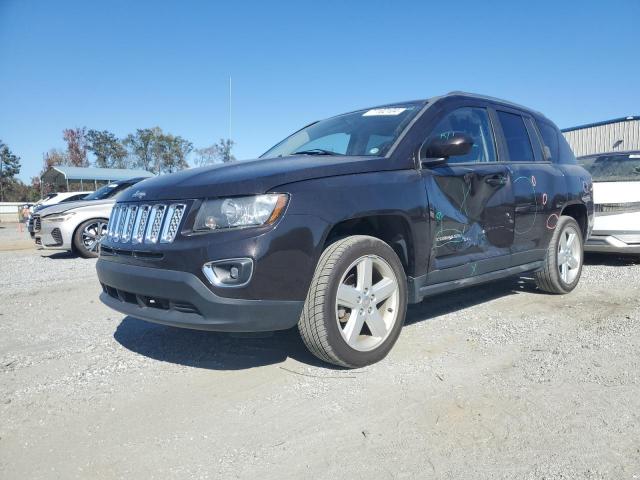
408,260 -> 544,304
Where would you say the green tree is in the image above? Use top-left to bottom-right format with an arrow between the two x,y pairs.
86,129 -> 128,168
154,133 -> 193,174
0,140 -> 22,202
123,127 -> 160,171
194,138 -> 236,166
3,179 -> 34,202
124,127 -> 192,174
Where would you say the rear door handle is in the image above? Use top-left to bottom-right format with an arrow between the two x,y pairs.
485,174 -> 507,186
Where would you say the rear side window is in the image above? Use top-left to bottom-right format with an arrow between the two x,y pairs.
537,121 -> 559,162
497,111 -> 535,162
557,134 -> 577,165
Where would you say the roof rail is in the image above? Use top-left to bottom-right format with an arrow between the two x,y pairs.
444,91 -> 546,118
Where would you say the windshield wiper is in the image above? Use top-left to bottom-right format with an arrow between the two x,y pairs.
293,148 -> 343,156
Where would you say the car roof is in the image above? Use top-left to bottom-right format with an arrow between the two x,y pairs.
350,91 -> 550,122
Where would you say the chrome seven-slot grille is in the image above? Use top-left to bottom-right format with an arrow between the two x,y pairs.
107,203 -> 187,245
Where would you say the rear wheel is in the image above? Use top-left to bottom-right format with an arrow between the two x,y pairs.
535,216 -> 583,294
73,218 -> 108,258
298,235 -> 407,368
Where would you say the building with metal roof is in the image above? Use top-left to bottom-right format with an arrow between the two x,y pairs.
41,166 -> 154,190
561,116 -> 640,157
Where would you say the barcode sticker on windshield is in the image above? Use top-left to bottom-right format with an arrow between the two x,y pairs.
363,108 -> 407,116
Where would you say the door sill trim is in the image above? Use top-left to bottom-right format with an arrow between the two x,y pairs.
408,260 -> 543,303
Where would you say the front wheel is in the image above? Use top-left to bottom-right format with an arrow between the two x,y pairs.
298,235 -> 408,368
73,218 -> 108,258
535,216 -> 584,294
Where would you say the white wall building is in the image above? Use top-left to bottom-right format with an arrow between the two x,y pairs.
562,116 -> 640,157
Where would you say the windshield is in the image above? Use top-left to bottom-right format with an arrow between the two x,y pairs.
261,102 -> 424,158
579,153 -> 640,182
83,181 -> 135,200
60,193 -> 89,203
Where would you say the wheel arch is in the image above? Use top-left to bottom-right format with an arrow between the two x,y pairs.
322,214 -> 415,276
560,203 -> 588,239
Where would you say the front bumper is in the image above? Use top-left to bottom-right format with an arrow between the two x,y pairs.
97,259 -> 304,332
34,219 -> 72,250
585,231 -> 640,254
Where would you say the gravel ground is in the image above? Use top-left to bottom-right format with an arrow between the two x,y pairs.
0,233 -> 639,479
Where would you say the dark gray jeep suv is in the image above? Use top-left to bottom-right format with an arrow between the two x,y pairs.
97,92 -> 593,367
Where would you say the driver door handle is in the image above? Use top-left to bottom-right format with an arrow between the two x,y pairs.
485,174 -> 507,186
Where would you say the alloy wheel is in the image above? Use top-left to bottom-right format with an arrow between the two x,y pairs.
82,221 -> 108,252
335,254 -> 400,352
557,225 -> 581,284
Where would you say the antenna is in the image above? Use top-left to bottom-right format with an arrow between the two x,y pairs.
228,75 -> 232,141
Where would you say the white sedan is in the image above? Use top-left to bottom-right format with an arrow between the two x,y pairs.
579,151 -> 640,254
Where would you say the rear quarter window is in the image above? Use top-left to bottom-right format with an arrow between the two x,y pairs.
536,121 -> 559,162
557,133 -> 577,165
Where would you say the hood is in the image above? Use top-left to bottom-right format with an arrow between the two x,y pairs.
36,199 -> 114,217
119,155 -> 395,201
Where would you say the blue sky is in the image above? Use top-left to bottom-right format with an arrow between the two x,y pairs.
1,0 -> 638,182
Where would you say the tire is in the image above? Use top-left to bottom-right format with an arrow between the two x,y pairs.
298,235 -> 408,368
535,216 -> 584,294
73,218 -> 108,258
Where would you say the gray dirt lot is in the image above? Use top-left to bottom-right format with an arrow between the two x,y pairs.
1,224 -> 639,479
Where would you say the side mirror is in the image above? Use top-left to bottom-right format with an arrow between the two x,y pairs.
420,132 -> 474,164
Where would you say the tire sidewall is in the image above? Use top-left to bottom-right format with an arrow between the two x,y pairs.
322,236 -> 408,368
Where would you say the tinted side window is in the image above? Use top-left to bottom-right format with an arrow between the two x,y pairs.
558,133 -> 577,164
427,107 -> 497,164
537,121 -> 559,162
497,111 -> 535,162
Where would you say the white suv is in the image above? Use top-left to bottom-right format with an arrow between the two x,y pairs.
33,178 -> 148,257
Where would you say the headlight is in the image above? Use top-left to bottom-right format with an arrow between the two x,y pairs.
43,211 -> 76,222
194,194 -> 288,231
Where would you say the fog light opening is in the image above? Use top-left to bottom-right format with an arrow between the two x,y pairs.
203,258 -> 253,287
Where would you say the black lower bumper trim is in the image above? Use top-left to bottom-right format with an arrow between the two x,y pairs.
97,259 -> 303,332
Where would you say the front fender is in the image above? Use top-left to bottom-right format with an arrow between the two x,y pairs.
276,170 -> 429,276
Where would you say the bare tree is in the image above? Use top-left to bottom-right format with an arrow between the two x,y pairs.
62,127 -> 88,167
194,138 -> 236,166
